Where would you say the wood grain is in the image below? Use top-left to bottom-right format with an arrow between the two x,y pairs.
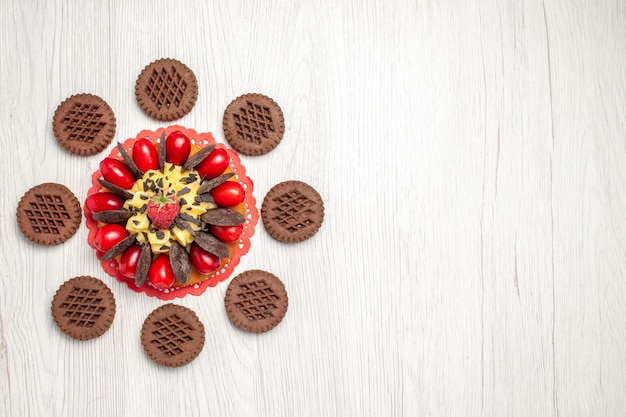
1,0 -> 625,416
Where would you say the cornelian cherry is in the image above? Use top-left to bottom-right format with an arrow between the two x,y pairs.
189,243 -> 221,274
148,255 -> 176,289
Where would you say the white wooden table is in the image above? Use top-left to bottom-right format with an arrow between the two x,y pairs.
1,1 -> 625,416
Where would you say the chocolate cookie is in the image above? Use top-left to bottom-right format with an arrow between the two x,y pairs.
51,276 -> 116,340
261,180 -> 324,243
17,183 -> 82,245
53,93 -> 116,156
141,304 -> 205,367
135,58 -> 198,121
225,270 -> 288,333
223,93 -> 285,155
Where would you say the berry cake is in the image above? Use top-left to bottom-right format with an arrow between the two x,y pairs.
85,126 -> 257,299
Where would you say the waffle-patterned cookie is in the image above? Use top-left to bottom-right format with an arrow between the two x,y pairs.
225,270 -> 288,333
16,183 -> 82,246
53,93 -> 116,156
135,58 -> 198,121
223,93 -> 285,155
51,276 -> 116,340
141,304 -> 205,367
261,180 -> 324,243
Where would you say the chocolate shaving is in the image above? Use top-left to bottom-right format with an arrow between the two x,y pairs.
182,144 -> 215,172
97,178 -> 133,199
194,194 -> 214,204
156,230 -> 165,240
143,178 -> 158,193
156,178 -> 164,189
176,187 -> 190,196
169,241 -> 191,284
101,234 -> 137,261
174,217 -> 195,233
197,173 -> 235,195
180,174 -> 198,184
92,210 -> 134,224
192,231 -> 230,258
179,212 -> 201,226
117,142 -> 144,178
158,131 -> 166,172
200,208 -> 245,226
135,244 -> 152,287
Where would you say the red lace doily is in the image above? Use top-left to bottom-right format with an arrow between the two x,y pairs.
85,126 -> 257,300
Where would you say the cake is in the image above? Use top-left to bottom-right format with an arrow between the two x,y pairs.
85,126 -> 257,299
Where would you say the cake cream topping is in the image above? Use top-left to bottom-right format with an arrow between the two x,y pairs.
124,163 -> 214,253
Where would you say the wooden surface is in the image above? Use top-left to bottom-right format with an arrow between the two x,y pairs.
1,0 -> 625,416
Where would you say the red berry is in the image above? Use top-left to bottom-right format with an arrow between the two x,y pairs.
119,245 -> 142,279
148,254 -> 176,289
210,181 -> 245,207
165,131 -> 191,165
196,148 -> 230,179
132,138 -> 159,172
100,157 -> 135,189
146,193 -> 180,229
209,224 -> 244,242
189,243 -> 221,274
94,224 -> 129,252
85,192 -> 126,214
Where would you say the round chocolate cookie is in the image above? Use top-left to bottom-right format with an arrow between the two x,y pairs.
17,183 -> 82,246
225,270 -> 288,333
141,304 -> 205,367
261,180 -> 324,243
135,58 -> 198,121
51,276 -> 116,340
53,93 -> 116,156
223,93 -> 285,155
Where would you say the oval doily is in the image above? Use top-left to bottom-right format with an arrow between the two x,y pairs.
85,125 -> 257,300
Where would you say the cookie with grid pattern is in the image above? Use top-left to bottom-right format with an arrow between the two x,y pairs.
16,183 -> 82,246
52,93 -> 116,156
135,58 -> 198,121
223,93 -> 285,155
261,180 -> 324,243
225,270 -> 288,333
51,276 -> 116,340
141,304 -> 205,367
